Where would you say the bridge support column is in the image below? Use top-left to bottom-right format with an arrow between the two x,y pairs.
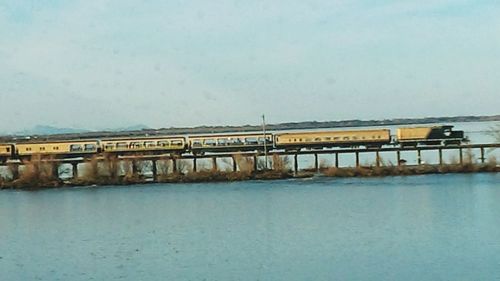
355,152 -> 360,167
294,154 -> 298,174
193,158 -> 197,172
51,163 -> 59,179
253,155 -> 258,172
397,151 -> 401,166
72,162 -> 79,179
232,156 -> 237,172
172,158 -> 177,173
376,151 -> 381,167
417,150 -> 422,165
438,149 -> 443,165
314,154 -> 319,172
212,157 -> 217,172
459,148 -> 463,165
335,153 -> 339,168
152,160 -> 157,181
132,160 -> 138,175
480,147 -> 485,163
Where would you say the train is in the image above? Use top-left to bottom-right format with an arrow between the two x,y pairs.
0,125 -> 466,162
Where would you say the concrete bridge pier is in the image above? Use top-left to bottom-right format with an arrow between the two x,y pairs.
192,158 -> 197,172
335,153 -> 339,168
232,156 -> 237,172
376,151 -> 381,167
459,148 -> 463,165
314,153 -> 319,172
51,163 -> 59,179
211,157 -> 217,172
172,158 -> 177,173
253,155 -> 257,172
417,150 -> 422,165
71,162 -> 79,179
131,160 -> 138,175
151,160 -> 157,181
439,149 -> 443,165
294,154 -> 298,175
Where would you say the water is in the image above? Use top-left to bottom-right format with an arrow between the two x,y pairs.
1,174 -> 500,280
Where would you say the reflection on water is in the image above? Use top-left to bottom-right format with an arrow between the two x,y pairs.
1,173 -> 500,281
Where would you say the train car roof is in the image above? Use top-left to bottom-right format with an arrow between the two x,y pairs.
275,128 -> 390,135
13,139 -> 100,144
100,135 -> 186,141
187,132 -> 273,138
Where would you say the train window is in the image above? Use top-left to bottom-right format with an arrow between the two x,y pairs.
230,138 -> 243,145
131,142 -> 143,148
145,141 -> 156,148
299,139 -> 303,142
54,146 -> 59,150
325,137 -> 331,141
204,139 -> 216,146
217,138 -> 228,145
26,147 -> 32,151
334,137 -> 340,140
294,139 -> 297,142
171,140 -> 183,146
192,140 -> 202,147
69,144 -> 83,151
377,136 -> 381,139
258,137 -> 271,144
6,147 -> 10,152
314,138 -> 322,141
343,137 -> 349,140
40,147 -> 46,151
361,137 -> 365,140
157,141 -> 169,147
245,137 -> 258,144
352,136 -> 358,140
105,143 -> 114,150
85,144 -> 96,151
116,142 -> 128,149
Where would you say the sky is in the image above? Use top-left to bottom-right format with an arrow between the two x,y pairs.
0,0 -> 499,132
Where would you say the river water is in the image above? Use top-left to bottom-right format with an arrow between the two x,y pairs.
1,173 -> 500,280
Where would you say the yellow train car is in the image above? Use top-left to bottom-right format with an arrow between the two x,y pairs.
0,144 -> 13,157
188,133 -> 273,154
275,129 -> 391,150
0,144 -> 14,162
100,137 -> 186,154
396,125 -> 465,146
15,140 -> 100,157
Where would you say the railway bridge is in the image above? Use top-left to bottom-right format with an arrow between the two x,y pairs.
1,143 -> 499,182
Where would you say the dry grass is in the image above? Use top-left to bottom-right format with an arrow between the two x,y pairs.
272,154 -> 291,172
8,155 -> 61,189
233,154 -> 255,174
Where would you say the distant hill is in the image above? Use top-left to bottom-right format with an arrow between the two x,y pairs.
1,115 -> 498,142
14,125 -> 90,136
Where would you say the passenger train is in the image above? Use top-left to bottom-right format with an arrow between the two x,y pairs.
0,125 -> 466,162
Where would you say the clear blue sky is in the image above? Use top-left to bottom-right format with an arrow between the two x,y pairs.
0,1 -> 499,132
